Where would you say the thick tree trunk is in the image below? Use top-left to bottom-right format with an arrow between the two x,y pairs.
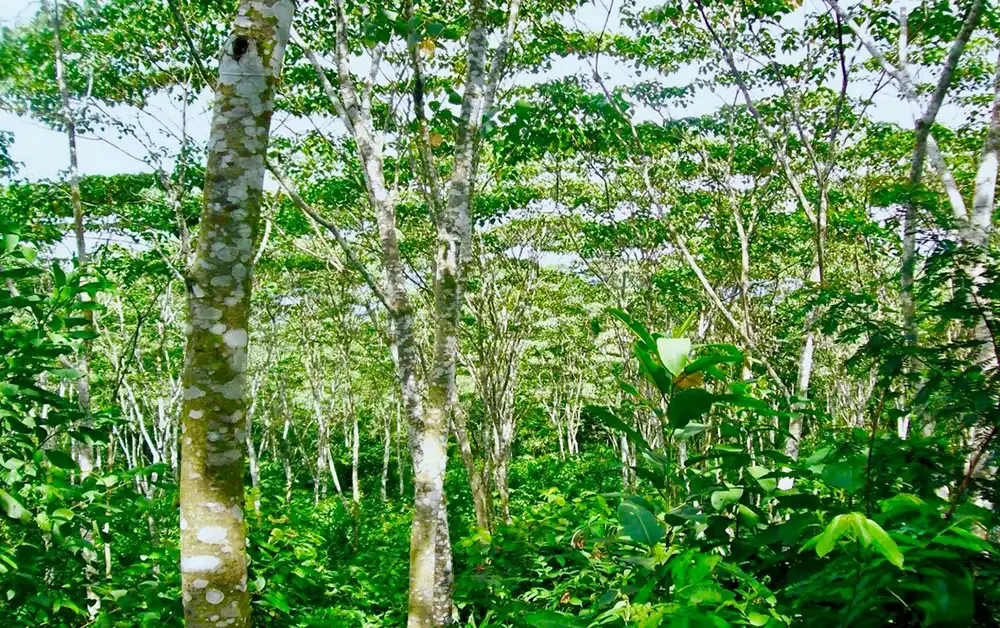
178,3 -> 293,627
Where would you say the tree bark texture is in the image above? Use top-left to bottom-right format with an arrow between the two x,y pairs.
178,2 -> 294,626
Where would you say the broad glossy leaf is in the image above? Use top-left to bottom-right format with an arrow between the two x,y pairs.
863,518 -> 903,568
618,501 -> 665,546
668,388 -> 718,428
821,460 -> 865,492
45,450 -> 78,470
710,487 -> 744,510
656,337 -> 690,375
0,489 -> 27,521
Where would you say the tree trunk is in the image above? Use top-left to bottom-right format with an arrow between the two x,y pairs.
381,411 -> 391,502
178,3 -> 293,627
351,408 -> 360,505
453,406 -> 490,532
47,0 -> 94,476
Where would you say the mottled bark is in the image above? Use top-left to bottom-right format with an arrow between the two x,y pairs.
970,49 -> 1000,368
292,0 -> 521,622
178,2 -> 294,627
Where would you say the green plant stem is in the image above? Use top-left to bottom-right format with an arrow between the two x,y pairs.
864,388 -> 888,518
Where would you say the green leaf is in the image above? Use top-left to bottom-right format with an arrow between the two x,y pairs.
656,337 -> 690,375
45,450 -> 79,470
48,368 -> 82,380
821,459 -> 865,492
52,508 -> 74,521
524,610 -> 586,627
53,263 -> 66,288
880,493 -> 924,517
813,514 -> 854,557
585,405 -> 650,452
673,422 -> 710,441
748,465 -> 777,493
738,504 -> 761,527
919,568 -> 973,626
608,308 -> 655,349
2,233 -> 19,251
710,487 -> 743,510
862,518 -> 903,568
748,612 -> 770,626
618,501 -> 665,546
668,388 -> 719,428
0,489 -> 27,521
684,344 -> 743,374
426,22 -> 445,36
636,344 -> 672,394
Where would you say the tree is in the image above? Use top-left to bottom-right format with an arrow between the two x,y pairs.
177,1 -> 294,625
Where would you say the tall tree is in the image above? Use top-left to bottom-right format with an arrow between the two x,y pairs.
177,1 -> 294,626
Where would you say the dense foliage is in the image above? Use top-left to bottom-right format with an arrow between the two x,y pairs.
1,0 -> 999,626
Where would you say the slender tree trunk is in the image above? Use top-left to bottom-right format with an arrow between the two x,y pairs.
397,393 -> 405,496
245,410 -> 261,515
351,408 -> 360,505
47,0 -> 93,476
381,411 -> 392,502
452,406 -> 490,533
178,3 -> 293,626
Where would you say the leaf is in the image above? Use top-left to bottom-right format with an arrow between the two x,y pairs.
738,504 -> 761,527
812,514 -> 854,558
673,371 -> 702,389
934,527 -> 995,554
608,308 -> 655,349
0,489 -> 27,521
710,487 -> 743,510
428,131 -> 444,147
636,344 -> 672,394
748,611 -> 770,626
52,508 -> 74,521
748,465 -> 777,493
668,388 -> 719,428
862,518 -> 903,568
656,337 -> 690,375
684,344 -> 744,374
52,263 -> 66,288
919,568 -> 973,626
822,459 -> 865,492
673,422 -> 710,441
880,493 -> 924,517
524,610 -> 586,627
634,464 -> 667,490
618,501 -> 665,546
585,405 -> 650,452
663,504 -> 705,526
426,22 -> 445,36
2,233 -> 19,251
45,450 -> 79,470
48,368 -> 81,380
264,592 -> 291,614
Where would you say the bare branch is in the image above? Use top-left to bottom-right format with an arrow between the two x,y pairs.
267,160 -> 394,314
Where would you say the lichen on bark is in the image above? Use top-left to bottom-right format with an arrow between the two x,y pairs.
178,2 -> 295,626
